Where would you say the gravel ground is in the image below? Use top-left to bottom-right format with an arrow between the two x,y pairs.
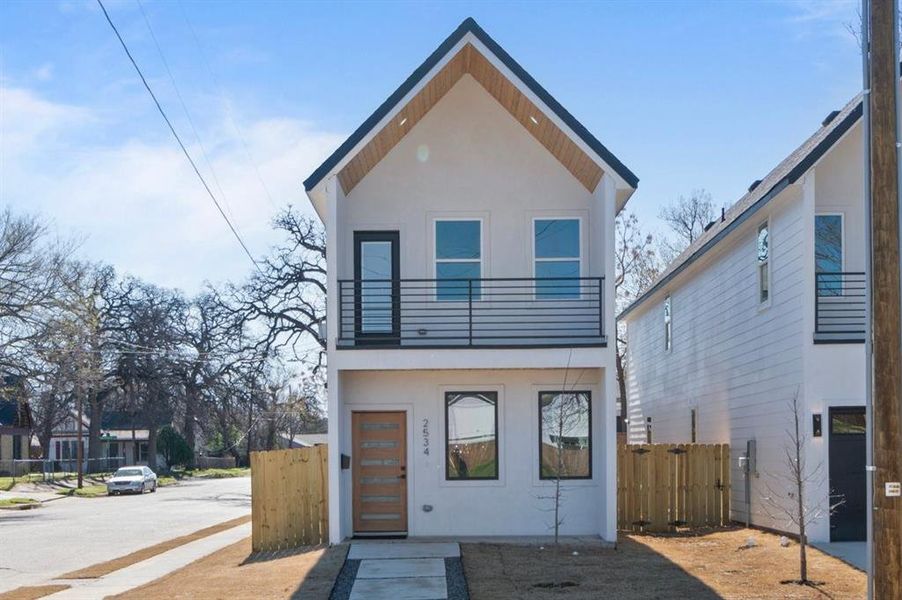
445,557 -> 469,600
327,559 -> 360,600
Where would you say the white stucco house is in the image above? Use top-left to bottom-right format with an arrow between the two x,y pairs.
619,95 -> 865,543
304,18 -> 637,543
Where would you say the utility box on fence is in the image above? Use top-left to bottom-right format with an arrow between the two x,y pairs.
250,445 -> 328,552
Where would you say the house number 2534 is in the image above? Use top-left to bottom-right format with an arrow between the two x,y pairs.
422,418 -> 430,456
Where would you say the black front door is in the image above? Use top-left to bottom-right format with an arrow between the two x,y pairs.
828,407 -> 866,541
354,231 -> 400,344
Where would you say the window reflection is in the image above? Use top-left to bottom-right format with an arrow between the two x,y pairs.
446,392 -> 498,480
539,391 -> 591,479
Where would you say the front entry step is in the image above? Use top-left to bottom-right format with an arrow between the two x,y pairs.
348,542 -> 460,560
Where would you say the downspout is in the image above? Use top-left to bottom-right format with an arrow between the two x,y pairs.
860,1 -> 874,598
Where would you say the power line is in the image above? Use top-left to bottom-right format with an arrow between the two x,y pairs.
176,0 -> 280,213
134,0 -> 241,225
95,0 -> 262,274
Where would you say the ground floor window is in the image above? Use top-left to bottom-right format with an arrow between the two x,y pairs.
445,391 -> 498,480
12,435 -> 22,460
539,391 -> 591,479
137,442 -> 149,463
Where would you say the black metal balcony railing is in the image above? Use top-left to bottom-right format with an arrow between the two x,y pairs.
337,277 -> 605,348
815,272 -> 866,342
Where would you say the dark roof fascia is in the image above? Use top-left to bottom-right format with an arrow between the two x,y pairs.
303,18 -> 639,192
618,101 -> 863,321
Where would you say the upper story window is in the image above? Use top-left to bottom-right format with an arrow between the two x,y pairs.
757,222 -> 770,304
435,220 -> 482,300
534,218 -> 581,299
815,214 -> 843,296
663,295 -> 672,351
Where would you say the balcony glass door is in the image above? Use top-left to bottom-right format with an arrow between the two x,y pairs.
354,231 -> 400,343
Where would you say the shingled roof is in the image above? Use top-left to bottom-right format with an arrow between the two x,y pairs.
619,93 -> 863,320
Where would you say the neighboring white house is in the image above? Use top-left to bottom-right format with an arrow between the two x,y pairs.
305,18 -> 637,543
620,95 -> 865,543
47,411 -> 155,471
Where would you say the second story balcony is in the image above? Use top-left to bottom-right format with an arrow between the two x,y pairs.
814,272 -> 866,344
337,277 -> 605,349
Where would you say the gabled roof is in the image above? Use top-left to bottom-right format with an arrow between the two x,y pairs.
619,94 -> 863,320
0,400 -> 32,430
304,17 -> 638,198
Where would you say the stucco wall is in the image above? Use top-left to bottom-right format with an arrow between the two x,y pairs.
338,75 -> 606,282
336,368 -> 614,539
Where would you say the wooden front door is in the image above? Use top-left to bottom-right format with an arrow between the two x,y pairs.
352,411 -> 408,535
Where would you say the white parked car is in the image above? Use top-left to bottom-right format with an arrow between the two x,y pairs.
106,466 -> 157,495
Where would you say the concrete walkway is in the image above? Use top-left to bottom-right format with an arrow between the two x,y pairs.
812,541 -> 867,571
44,522 -> 251,599
346,542 -> 459,600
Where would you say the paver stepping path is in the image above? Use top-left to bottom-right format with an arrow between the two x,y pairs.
333,542 -> 465,600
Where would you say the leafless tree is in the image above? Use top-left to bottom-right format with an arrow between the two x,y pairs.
235,206 -> 326,371
759,389 -> 844,586
614,213 -> 661,426
0,209 -> 69,375
658,189 -> 716,259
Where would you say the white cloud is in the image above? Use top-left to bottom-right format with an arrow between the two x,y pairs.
0,85 -> 344,293
782,0 -> 859,44
33,63 -> 54,82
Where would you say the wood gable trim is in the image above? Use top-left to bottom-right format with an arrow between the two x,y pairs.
337,43 -> 604,194
304,18 -> 638,196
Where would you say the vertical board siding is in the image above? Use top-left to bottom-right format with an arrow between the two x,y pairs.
250,446 -> 328,552
617,443 -> 731,532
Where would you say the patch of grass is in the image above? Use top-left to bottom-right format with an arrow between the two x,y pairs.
0,497 -> 38,507
0,473 -> 48,490
157,475 -> 178,487
174,467 -> 250,480
55,484 -> 107,498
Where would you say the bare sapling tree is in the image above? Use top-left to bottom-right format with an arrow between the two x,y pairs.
538,357 -> 589,544
760,389 -> 844,586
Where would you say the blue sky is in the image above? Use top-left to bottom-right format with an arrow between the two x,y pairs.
0,0 -> 860,292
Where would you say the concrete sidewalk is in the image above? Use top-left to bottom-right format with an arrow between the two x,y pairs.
44,522 -> 251,599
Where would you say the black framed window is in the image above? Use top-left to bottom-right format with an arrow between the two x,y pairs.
445,391 -> 498,480
539,391 -> 591,479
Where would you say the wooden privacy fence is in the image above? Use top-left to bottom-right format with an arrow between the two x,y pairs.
618,443 -> 730,532
250,445 -> 328,552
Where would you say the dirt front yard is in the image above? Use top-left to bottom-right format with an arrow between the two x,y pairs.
109,537 -> 347,600
462,527 -> 866,600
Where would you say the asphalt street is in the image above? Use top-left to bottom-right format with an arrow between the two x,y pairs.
0,476 -> 251,593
